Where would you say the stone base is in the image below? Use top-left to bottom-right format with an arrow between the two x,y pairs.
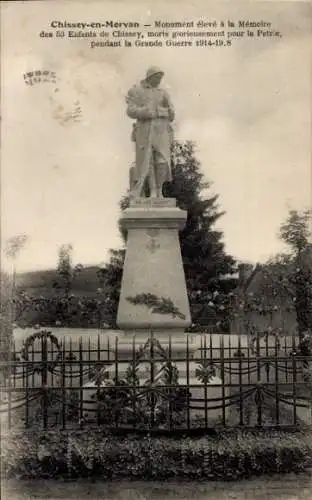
116,202 -> 191,331
112,330 -> 198,359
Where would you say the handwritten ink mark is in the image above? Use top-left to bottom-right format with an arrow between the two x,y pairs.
24,70 -> 58,87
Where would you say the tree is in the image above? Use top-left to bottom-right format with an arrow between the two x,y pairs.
279,209 -> 311,253
278,209 -> 312,351
228,259 -> 297,348
4,234 -> 28,316
0,271 -> 14,378
53,244 -> 73,297
1,235 -> 28,378
51,244 -> 84,326
99,140 -> 237,330
96,250 -> 125,326
242,209 -> 312,351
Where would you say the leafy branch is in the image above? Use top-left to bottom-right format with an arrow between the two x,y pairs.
126,293 -> 186,320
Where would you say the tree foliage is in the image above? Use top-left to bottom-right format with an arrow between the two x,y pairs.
0,271 -> 13,375
1,235 -> 28,374
4,234 -> 28,261
237,209 -> 312,352
279,209 -> 311,253
52,244 -> 84,297
96,249 -> 125,326
278,209 -> 312,347
12,245 -> 113,329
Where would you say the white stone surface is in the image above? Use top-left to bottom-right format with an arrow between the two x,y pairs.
117,206 -> 191,331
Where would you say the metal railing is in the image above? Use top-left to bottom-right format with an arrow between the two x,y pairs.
0,331 -> 311,433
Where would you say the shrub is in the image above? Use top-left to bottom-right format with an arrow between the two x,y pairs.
2,428 -> 312,480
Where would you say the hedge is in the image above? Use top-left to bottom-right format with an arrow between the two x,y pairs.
2,428 -> 312,481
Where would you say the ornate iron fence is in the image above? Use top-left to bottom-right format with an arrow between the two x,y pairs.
0,330 -> 311,433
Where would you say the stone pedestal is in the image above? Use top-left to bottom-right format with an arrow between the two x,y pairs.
117,197 -> 191,337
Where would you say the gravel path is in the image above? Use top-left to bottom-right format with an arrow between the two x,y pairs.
2,473 -> 312,500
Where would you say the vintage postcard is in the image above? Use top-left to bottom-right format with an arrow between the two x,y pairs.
1,0 -> 312,498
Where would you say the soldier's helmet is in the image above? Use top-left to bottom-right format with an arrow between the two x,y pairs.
145,66 -> 164,80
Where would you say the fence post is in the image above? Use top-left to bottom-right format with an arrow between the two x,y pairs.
220,336 -> 226,426
168,334 -> 173,430
275,335 -> 280,426
41,335 -> 48,429
114,336 -> 119,427
132,335 -> 137,428
292,335 -> 297,425
186,334 -> 190,430
61,340 -> 66,430
238,334 -> 243,426
79,337 -> 83,428
150,332 -> 155,428
256,334 -> 262,427
204,335 -> 208,428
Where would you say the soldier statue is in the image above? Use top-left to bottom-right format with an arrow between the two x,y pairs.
126,66 -> 175,198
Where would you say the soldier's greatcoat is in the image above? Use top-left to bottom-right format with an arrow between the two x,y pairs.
126,79 -> 175,190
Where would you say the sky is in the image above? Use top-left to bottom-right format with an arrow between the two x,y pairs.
1,0 -> 311,272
